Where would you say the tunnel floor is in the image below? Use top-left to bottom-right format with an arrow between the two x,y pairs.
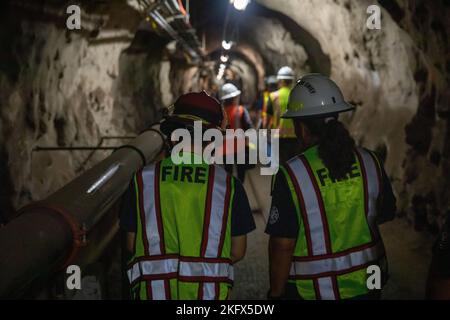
231,167 -> 433,300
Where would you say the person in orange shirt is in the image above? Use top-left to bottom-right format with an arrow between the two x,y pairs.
218,83 -> 254,183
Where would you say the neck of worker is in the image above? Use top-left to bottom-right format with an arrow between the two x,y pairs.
182,143 -> 205,155
295,123 -> 320,151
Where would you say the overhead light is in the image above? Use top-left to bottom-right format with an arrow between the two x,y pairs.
220,55 -> 229,63
222,40 -> 233,50
217,68 -> 225,80
231,0 -> 250,11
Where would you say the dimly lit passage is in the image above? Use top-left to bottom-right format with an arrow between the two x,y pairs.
0,0 -> 449,301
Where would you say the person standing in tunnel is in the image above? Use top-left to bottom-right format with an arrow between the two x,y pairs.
119,91 -> 256,300
426,211 -> 450,300
219,83 -> 254,183
269,66 -> 303,164
266,74 -> 396,300
254,75 -> 278,130
263,75 -> 279,129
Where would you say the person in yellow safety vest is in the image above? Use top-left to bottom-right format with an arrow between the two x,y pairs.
119,91 -> 256,300
270,66 -> 302,163
265,74 -> 397,300
260,75 -> 278,130
426,212 -> 450,299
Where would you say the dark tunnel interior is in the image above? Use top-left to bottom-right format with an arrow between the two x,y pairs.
0,0 -> 449,301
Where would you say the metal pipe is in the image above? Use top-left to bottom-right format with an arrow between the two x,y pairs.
0,127 -> 165,298
77,136 -> 136,172
33,136 -> 137,152
34,147 -> 119,151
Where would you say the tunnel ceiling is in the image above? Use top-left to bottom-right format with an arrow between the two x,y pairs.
0,0 -> 449,234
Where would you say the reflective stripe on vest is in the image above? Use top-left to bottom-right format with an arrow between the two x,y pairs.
204,166 -> 229,257
290,241 -> 385,277
141,164 -> 164,255
129,162 -> 233,300
355,148 -> 381,240
128,257 -> 234,284
285,148 -> 385,300
286,156 -> 331,256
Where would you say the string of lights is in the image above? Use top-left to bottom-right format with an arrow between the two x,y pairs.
216,0 -> 251,80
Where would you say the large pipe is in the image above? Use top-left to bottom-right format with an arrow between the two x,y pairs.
0,128 -> 165,298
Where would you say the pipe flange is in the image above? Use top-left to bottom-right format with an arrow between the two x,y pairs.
16,202 -> 87,272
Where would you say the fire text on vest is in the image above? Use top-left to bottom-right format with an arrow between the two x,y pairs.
161,165 -> 207,184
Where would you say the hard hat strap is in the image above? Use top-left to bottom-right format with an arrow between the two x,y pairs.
169,114 -> 224,131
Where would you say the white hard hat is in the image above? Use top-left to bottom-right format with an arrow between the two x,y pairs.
265,75 -> 278,86
276,66 -> 295,80
219,83 -> 241,101
282,74 -> 355,119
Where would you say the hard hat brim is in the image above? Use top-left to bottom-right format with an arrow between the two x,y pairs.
282,102 -> 355,119
276,75 -> 295,80
220,90 -> 241,101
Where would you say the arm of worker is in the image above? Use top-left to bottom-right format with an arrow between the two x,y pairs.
119,179 -> 138,257
268,237 -> 296,298
426,213 -> 450,299
230,178 -> 256,263
371,152 -> 397,225
265,170 -> 299,299
231,235 -> 247,264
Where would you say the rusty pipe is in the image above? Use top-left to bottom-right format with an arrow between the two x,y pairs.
0,127 -> 165,298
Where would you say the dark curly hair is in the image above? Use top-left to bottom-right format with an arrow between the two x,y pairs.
302,118 -> 356,180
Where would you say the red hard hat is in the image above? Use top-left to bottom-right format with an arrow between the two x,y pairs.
169,91 -> 225,130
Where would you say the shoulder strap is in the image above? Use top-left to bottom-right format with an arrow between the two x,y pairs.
201,166 -> 231,258
354,148 -> 382,240
138,162 -> 165,256
285,156 -> 332,256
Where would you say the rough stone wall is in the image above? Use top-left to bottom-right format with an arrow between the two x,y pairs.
0,20 -> 131,214
0,2 -> 190,218
229,57 -> 259,104
382,0 -> 450,232
240,15 -> 310,77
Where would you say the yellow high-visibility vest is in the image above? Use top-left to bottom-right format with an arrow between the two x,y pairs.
127,153 -> 235,300
281,146 -> 388,299
271,86 -> 296,138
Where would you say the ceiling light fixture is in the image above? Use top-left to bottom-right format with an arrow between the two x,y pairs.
231,0 -> 250,11
222,40 -> 233,50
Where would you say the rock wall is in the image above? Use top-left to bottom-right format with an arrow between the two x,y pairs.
0,20 -> 131,215
240,15 -> 310,77
0,2 -> 194,220
384,0 -> 450,232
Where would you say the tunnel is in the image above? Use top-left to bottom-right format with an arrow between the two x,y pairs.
0,0 -> 449,301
